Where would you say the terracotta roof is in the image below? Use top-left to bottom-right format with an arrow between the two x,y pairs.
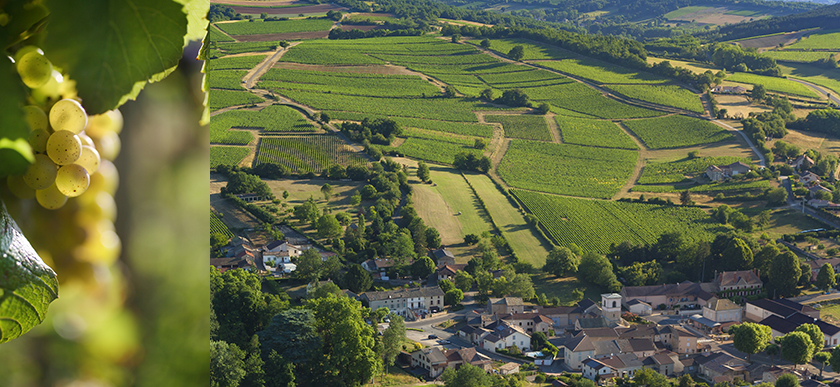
716,270 -> 762,287
622,281 -> 711,299
706,298 -> 741,311
436,264 -> 466,276
490,297 -> 524,306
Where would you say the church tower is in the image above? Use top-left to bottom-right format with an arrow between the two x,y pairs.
601,293 -> 622,323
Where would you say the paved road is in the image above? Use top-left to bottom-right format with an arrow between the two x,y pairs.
789,78 -> 840,105
711,119 -> 766,167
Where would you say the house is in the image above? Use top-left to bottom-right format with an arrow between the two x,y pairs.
538,305 -> 578,327
435,264 -> 467,282
627,299 -> 652,316
210,256 -> 253,272
670,326 -> 703,354
621,281 -> 714,310
487,297 -> 525,315
563,334 -> 596,370
643,353 -> 676,376
706,162 -> 751,182
583,354 -> 645,383
712,85 -> 746,94
363,286 -> 445,318
714,270 -> 763,296
811,184 -> 833,199
264,240 -> 303,256
689,314 -> 722,334
275,262 -> 297,274
498,362 -> 520,375
763,366 -> 812,385
411,347 -> 449,378
482,323 -> 531,352
233,192 -> 267,202
759,312 -> 840,347
361,258 -> 399,280
433,248 -> 456,266
696,351 -> 750,383
498,312 -> 554,334
801,171 -> 822,186
745,299 -> 819,322
583,358 -> 617,383
703,298 -> 743,323
808,199 -> 840,209
576,318 -> 610,330
443,347 -> 492,371
791,154 -> 816,170
807,259 -> 840,281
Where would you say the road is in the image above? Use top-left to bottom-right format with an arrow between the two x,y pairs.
789,78 -> 840,106
711,119 -> 766,167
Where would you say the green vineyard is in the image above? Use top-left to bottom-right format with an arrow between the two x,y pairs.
256,136 -> 370,173
211,211 -> 235,239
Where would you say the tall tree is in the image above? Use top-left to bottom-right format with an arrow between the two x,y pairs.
508,45 -> 525,61
307,295 -> 381,387
454,270 -> 475,291
830,346 -> 840,375
795,323 -> 824,356
381,314 -> 406,367
321,183 -> 334,200
425,227 -> 442,249
264,351 -> 296,387
680,190 -> 692,205
258,309 -> 322,368
780,331 -> 815,367
815,351 -> 831,378
817,263 -> 836,292
294,197 -> 320,224
211,340 -> 247,387
411,256 -> 435,279
296,248 -> 324,284
211,267 -> 289,348
775,374 -> 799,387
242,334 -> 266,387
441,363 -> 493,387
723,237 -> 754,271
344,264 -> 372,293
754,243 -> 779,278
730,322 -> 772,362
633,367 -> 670,387
544,246 -> 579,277
770,251 -> 801,297
445,288 -> 464,305
578,252 -> 620,292
316,214 -> 343,239
416,161 -> 430,183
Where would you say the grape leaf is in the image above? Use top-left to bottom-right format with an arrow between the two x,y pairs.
41,0 -> 188,115
0,200 -> 59,344
0,58 -> 35,177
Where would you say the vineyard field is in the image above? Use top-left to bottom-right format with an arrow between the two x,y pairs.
623,115 -> 731,149
787,30 -> 840,50
477,38 -> 575,61
258,69 -> 440,98
211,146 -> 250,168
632,179 -> 770,193
212,105 -> 316,133
539,58 -> 670,84
207,55 -> 267,71
512,190 -> 724,254
211,211 -> 235,239
763,50 -> 837,63
256,136 -> 369,173
401,128 -> 478,145
726,72 -> 819,98
527,82 -> 665,119
498,140 -> 638,198
392,137 -> 483,164
214,19 -> 335,36
485,115 -> 552,141
638,156 -> 753,184
555,116 -> 638,149
207,26 -> 234,43
218,41 -> 279,55
206,70 -> 247,90
395,117 -> 494,137
606,84 -> 704,114
208,90 -> 264,111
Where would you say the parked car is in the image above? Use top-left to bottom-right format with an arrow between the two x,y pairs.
430,306 -> 441,313
438,340 -> 450,345
428,334 -> 438,339
384,318 -> 390,323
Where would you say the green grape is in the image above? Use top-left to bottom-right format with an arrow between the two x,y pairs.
56,164 -> 90,197
29,128 -> 50,153
93,130 -> 121,161
36,182 -> 68,210
49,98 -> 87,134
47,129 -> 82,165
77,191 -> 117,223
78,132 -> 94,147
23,153 -> 58,190
7,174 -> 36,199
23,105 -> 48,131
74,145 -> 101,174
17,51 -> 53,88
86,109 -> 123,138
30,70 -> 61,104
88,159 -> 119,196
13,45 -> 44,62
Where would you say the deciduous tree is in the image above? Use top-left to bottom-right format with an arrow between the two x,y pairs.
381,314 -> 406,367
508,45 -> 525,61
770,251 -> 801,297
780,331 -> 815,366
795,323 -> 824,356
544,246 -> 579,277
730,322 -> 772,362
445,288 -> 464,305
211,340 -> 246,387
817,263 -> 836,292
416,161 -> 430,182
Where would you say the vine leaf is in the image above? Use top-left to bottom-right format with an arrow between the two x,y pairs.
0,58 -> 34,177
0,200 -> 59,344
41,0 -> 188,115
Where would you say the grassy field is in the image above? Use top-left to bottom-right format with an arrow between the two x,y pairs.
539,58 -> 670,85
778,62 -> 840,97
664,6 -> 711,19
214,19 -> 335,36
527,82 -> 666,119
206,55 -> 267,70
623,115 -> 732,149
787,29 -> 840,50
555,116 -> 638,149
647,57 -> 720,75
531,274 -> 602,306
498,140 -> 639,199
763,50 -> 837,64
512,190 -> 726,254
392,137 -> 484,165
485,115 -> 552,141
211,146 -> 250,168
463,173 -> 552,267
631,179 -> 770,193
211,105 -> 317,133
478,38 -> 575,61
411,166 -> 497,249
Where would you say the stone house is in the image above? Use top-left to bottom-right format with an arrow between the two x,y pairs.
702,298 -> 743,323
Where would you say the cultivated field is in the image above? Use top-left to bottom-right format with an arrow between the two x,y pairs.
787,29 -> 840,50
606,84 -> 705,114
538,58 -> 670,85
211,146 -> 251,168
208,89 -> 264,112
623,115 -> 732,149
485,115 -> 552,141
215,19 -> 335,36
211,210 -> 235,238
638,156 -> 753,184
255,136 -> 369,173
555,116 -> 638,149
726,72 -> 820,98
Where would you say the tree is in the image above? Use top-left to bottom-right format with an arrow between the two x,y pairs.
730,322 -> 772,362
242,334 -> 266,387
531,331 -> 549,350
770,251 -> 801,297
316,214 -> 342,239
815,351 -> 831,378
464,234 -> 480,245
417,161 -> 430,183
441,363 -> 493,387
480,39 -> 490,49
426,227 -> 442,249
294,197 -> 320,224
578,252 -> 620,292
633,367 -> 670,387
477,156 -> 491,173
344,264 -> 372,293
361,184 -> 378,200
258,309 -> 321,372
536,103 -> 551,114
495,89 -> 529,107
680,190 -> 693,205
780,331 -> 815,367
439,279 -> 455,293
508,45 -> 525,61
264,351 -> 296,387
795,323 -> 824,356
212,267 -> 289,348
544,246 -> 579,277
817,263 -> 836,292
751,84 -> 767,101
444,85 -> 457,98
679,374 -> 695,387
445,288 -> 464,306
411,256 -> 435,278
381,314 -> 406,367
723,238 -> 754,271
511,273 -> 536,300
296,248 -> 323,283
766,343 -> 780,366
320,112 -> 331,124
320,183 -> 334,200
830,346 -> 840,375
479,88 -> 494,101
307,295 -> 381,386
454,270 -> 474,291
775,374 -> 799,387
730,211 -> 754,233
211,340 -> 246,387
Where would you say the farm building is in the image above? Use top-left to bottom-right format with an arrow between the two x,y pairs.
712,86 -> 746,94
791,154 -> 816,170
706,162 -> 751,182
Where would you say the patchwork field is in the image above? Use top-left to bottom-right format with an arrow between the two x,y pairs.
555,116 -> 638,150
215,19 -> 335,36
638,156 -> 753,184
208,89 -> 264,111
255,136 -> 369,173
497,140 -> 638,199
538,58 -> 670,85
391,137 -> 484,165
211,146 -> 251,168
726,72 -> 820,98
606,84 -> 705,114
631,179 -> 770,193
787,29 -> 840,50
485,115 -> 552,141
512,190 -> 726,254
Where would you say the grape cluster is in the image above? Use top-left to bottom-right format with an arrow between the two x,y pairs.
6,46 -> 122,268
